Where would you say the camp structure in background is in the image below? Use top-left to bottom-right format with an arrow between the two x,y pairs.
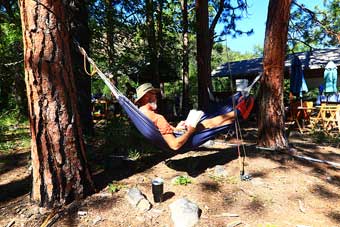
212,48 -> 340,91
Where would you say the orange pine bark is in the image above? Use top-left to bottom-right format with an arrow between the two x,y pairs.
258,0 -> 292,149
19,0 -> 94,207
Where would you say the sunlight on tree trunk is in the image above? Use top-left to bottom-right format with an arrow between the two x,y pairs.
181,0 -> 189,115
258,0 -> 292,149
19,0 -> 94,207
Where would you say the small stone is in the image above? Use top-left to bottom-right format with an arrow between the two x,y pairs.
126,187 -> 145,207
169,198 -> 200,227
137,198 -> 152,212
126,187 -> 151,211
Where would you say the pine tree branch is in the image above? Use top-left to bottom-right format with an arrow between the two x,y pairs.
292,1 -> 340,43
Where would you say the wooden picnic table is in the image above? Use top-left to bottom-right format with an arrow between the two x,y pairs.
294,106 -> 316,133
288,101 -> 314,133
310,103 -> 340,132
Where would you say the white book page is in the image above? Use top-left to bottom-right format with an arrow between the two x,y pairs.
185,109 -> 204,128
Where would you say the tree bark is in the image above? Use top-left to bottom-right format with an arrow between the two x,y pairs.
258,0 -> 292,149
156,0 -> 163,59
19,0 -> 95,207
181,0 -> 189,115
195,0 -> 210,110
67,0 -> 93,136
146,0 -> 160,87
104,0 -> 115,68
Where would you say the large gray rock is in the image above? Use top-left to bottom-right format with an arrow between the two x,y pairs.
126,187 -> 151,212
169,198 -> 200,227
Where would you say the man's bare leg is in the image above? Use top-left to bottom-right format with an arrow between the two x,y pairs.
199,111 -> 236,129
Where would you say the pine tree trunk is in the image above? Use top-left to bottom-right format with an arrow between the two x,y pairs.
19,0 -> 95,207
258,0 -> 292,149
67,0 -> 94,136
105,0 -> 115,67
181,0 -> 189,116
196,0 -> 210,111
146,0 -> 160,87
156,0 -> 163,59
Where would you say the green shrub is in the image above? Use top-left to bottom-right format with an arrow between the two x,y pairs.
107,181 -> 126,193
172,175 -> 192,186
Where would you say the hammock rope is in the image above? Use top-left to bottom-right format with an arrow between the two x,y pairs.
75,41 -> 244,152
224,36 -> 263,179
224,37 -> 245,177
81,48 -> 97,76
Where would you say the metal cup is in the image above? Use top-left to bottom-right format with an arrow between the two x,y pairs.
152,178 -> 164,203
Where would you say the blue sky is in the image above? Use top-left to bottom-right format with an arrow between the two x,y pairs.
219,0 -> 323,54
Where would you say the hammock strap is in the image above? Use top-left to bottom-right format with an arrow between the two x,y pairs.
75,41 -> 156,131
82,49 -> 97,76
75,41 -> 120,98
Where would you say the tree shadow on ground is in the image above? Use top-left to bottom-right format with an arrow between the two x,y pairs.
164,148 -> 239,177
92,146 -> 238,191
246,145 -> 340,216
200,181 -> 220,192
92,150 -> 177,190
0,175 -> 31,203
0,150 -> 30,176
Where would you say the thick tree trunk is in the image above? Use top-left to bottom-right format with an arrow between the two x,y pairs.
258,0 -> 292,149
146,0 -> 160,87
105,0 -> 115,67
19,0 -> 94,207
67,0 -> 93,136
156,0 -> 163,58
195,0 -> 210,110
181,0 -> 189,116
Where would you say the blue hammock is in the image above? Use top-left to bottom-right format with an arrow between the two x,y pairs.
116,92 -> 241,152
79,48 -> 249,152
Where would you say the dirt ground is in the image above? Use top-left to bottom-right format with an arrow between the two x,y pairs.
0,127 -> 339,227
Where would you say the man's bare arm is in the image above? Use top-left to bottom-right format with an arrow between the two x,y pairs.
162,126 -> 196,151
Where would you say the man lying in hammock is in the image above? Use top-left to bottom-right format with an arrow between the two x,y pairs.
135,83 -> 254,151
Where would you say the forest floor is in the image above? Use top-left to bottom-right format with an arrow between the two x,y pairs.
0,118 -> 339,227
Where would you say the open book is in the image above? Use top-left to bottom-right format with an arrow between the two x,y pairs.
185,109 -> 204,128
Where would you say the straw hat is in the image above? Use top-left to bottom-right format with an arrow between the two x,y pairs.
134,83 -> 160,104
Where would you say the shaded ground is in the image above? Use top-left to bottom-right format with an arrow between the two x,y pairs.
0,121 -> 339,227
